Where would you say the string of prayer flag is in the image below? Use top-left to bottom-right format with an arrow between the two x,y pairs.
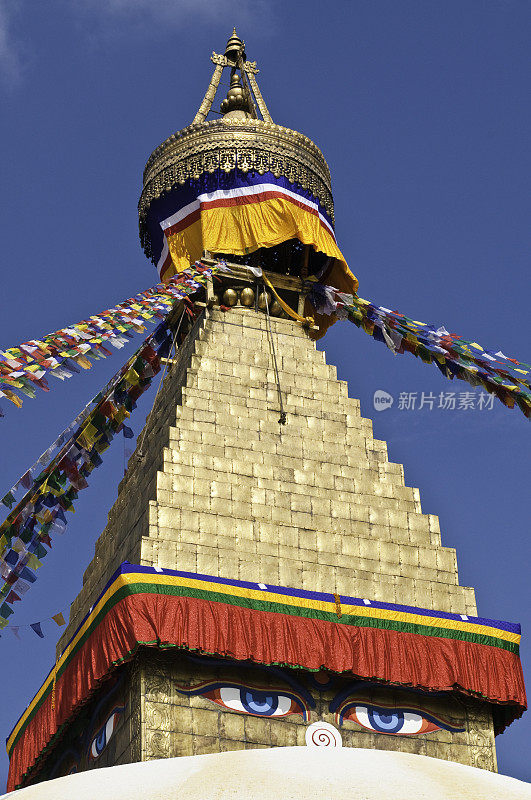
0,315 -> 167,511
308,282 -> 531,419
0,315 -> 180,627
0,263 -> 221,412
2,608 -> 66,641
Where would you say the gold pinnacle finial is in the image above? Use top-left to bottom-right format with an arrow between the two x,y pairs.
220,70 -> 251,119
224,27 -> 246,64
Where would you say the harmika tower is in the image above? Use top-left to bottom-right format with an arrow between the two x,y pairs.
6,31 -> 525,792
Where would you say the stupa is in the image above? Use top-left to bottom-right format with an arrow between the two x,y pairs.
4,30 -> 525,794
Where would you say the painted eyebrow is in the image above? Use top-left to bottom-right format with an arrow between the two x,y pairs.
265,665 -> 316,707
182,654 -> 316,708
329,681 -> 448,713
329,682 -> 367,713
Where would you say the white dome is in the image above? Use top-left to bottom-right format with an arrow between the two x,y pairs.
3,747 -> 531,800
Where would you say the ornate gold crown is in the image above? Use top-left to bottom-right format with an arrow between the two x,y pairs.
138,30 -> 334,261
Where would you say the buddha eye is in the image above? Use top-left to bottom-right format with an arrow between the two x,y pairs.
206,686 -> 306,718
176,681 -> 309,720
346,706 -> 435,735
88,706 -> 124,760
337,703 -> 465,736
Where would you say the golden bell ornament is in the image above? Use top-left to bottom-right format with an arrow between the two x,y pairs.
257,291 -> 271,310
269,300 -> 282,316
222,288 -> 238,307
240,287 -> 255,307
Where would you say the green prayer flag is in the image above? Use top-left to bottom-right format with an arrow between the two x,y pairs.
0,603 -> 14,619
35,543 -> 47,559
19,527 -> 33,544
1,493 -> 15,509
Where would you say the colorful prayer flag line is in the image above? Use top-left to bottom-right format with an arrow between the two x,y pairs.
1,609 -> 66,641
0,297 -> 204,626
307,282 -> 531,419
0,263 -> 222,412
1,303 -> 177,511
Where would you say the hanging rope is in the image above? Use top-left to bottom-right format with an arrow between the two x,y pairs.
262,273 -> 313,328
264,284 -> 287,426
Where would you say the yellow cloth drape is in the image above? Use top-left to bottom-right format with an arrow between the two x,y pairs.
163,194 -> 358,339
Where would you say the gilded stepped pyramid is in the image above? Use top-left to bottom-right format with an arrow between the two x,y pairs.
7,29 -> 525,793
62,305 -> 477,644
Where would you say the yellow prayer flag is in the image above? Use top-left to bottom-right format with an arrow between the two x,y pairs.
94,440 -> 110,454
75,355 -> 92,370
52,612 -> 66,627
124,367 -> 140,384
3,390 -> 23,408
79,423 -> 99,446
26,554 -> 42,570
114,408 -> 130,426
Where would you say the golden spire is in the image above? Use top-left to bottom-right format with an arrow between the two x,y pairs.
224,27 -> 246,64
190,29 -> 270,125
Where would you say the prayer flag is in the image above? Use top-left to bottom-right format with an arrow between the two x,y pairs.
30,622 -> 44,638
0,603 -> 14,619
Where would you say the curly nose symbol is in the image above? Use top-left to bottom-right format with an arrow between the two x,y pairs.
305,721 -> 342,748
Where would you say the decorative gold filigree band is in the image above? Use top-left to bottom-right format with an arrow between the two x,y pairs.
138,120 -> 335,260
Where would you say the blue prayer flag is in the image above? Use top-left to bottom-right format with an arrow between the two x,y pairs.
30,622 -> 44,638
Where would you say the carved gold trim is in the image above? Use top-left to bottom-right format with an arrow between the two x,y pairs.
210,51 -> 259,75
139,119 -> 334,260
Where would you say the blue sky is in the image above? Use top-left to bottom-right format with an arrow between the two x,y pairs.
0,0 -> 530,788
